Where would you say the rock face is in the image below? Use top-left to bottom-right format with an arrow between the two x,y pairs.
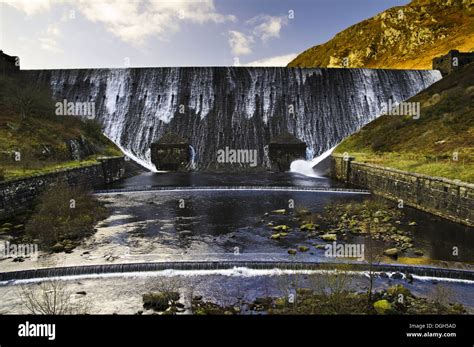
288,0 -> 473,70
26,67 -> 440,171
150,133 -> 190,171
268,132 -> 306,171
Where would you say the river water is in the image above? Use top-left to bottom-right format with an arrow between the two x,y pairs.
1,171 -> 472,314
100,171 -> 474,265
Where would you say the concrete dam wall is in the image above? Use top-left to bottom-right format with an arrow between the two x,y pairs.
26,67 -> 441,171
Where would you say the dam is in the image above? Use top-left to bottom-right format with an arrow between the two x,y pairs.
25,67 -> 441,171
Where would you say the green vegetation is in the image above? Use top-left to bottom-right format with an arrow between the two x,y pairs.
334,63 -> 474,182
185,272 -> 466,315
0,74 -> 121,181
288,0 -> 473,69
22,183 -> 107,252
322,198 -> 415,254
142,292 -> 181,312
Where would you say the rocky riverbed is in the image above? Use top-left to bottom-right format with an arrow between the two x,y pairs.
0,270 -> 472,315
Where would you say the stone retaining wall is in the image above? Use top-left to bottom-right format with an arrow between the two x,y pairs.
0,157 -> 125,220
330,155 -> 473,226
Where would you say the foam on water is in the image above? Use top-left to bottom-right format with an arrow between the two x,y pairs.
290,146 -> 336,178
3,268 -> 473,286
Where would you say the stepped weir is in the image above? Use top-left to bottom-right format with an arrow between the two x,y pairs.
1,261 -> 473,283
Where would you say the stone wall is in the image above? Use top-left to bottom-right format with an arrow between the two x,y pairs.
330,155 -> 474,226
432,50 -> 474,76
0,156 -> 125,220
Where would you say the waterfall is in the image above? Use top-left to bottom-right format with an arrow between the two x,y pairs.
26,67 -> 441,170
290,160 -> 321,178
290,146 -> 336,177
2,261 -> 473,283
189,145 -> 197,170
305,147 -> 314,161
310,146 -> 336,167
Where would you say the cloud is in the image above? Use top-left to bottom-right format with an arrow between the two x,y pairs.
228,14 -> 289,58
5,0 -> 236,46
242,53 -> 297,67
249,15 -> 288,42
4,0 -> 52,16
75,0 -> 235,45
38,23 -> 63,53
228,30 -> 253,56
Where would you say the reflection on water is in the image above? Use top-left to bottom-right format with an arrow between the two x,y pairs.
99,171 -> 474,265
108,171 -> 348,189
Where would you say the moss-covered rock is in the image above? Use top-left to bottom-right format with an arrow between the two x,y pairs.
321,234 -> 337,242
271,209 -> 286,214
374,299 -> 392,314
272,225 -> 290,231
142,292 -> 180,311
383,248 -> 399,257
300,223 -> 317,231
51,243 -> 64,253
387,284 -> 412,298
413,249 -> 424,256
274,297 -> 286,308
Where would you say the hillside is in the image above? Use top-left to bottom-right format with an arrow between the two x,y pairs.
0,74 -> 122,181
334,63 -> 474,182
288,0 -> 473,69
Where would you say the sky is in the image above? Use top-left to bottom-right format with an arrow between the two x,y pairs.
0,0 -> 409,69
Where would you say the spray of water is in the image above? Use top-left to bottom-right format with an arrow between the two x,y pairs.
189,145 -> 197,170
290,146 -> 337,178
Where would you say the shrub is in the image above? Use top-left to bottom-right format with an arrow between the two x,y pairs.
0,75 -> 54,119
25,182 -> 107,249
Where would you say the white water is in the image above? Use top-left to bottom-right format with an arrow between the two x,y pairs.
189,145 -> 197,170
94,187 -> 371,195
290,146 -> 336,178
290,160 -> 321,178
39,68 -> 442,170
4,268 -> 473,286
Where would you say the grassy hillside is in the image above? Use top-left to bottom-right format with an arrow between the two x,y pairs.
0,74 -> 122,181
334,63 -> 474,183
288,0 -> 473,69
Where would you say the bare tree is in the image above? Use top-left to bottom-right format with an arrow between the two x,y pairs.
364,199 -> 383,307
18,280 -> 92,315
309,264 -> 354,313
145,276 -> 183,294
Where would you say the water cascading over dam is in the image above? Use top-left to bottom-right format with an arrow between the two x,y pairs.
26,67 -> 441,170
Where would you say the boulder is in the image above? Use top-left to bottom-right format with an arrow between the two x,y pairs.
413,249 -> 424,256
300,223 -> 317,231
383,248 -> 399,257
271,209 -> 286,214
272,225 -> 290,232
51,243 -> 65,253
373,299 -> 392,314
387,284 -> 412,298
321,234 -> 337,242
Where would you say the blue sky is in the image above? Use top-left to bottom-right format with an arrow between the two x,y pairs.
0,0 -> 409,69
